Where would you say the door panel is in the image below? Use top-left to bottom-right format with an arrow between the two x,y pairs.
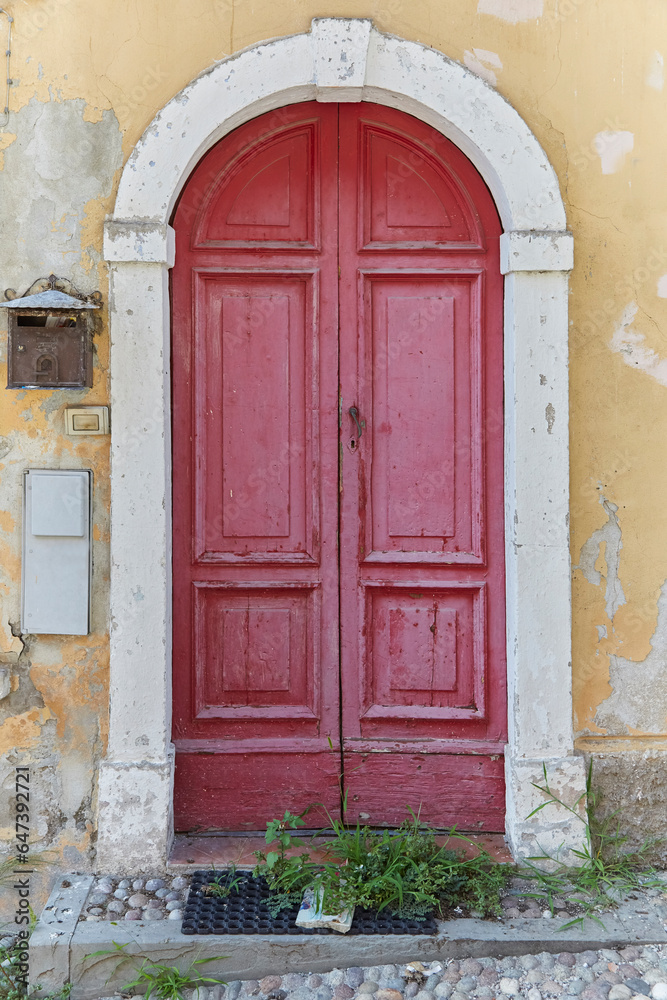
193,123 -> 318,248
334,753 -> 506,830
362,125 -> 484,248
172,105 -> 340,829
194,271 -> 318,563
172,102 -> 506,833
360,274 -> 481,562
338,105 -> 506,830
192,583 -> 319,721
365,585 -> 483,715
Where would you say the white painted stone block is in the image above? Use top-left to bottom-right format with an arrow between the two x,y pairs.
505,755 -> 589,865
96,756 -> 174,874
500,231 -> 574,273
313,18 -> 372,100
104,221 -> 175,265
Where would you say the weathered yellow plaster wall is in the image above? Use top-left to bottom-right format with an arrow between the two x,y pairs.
1,0 -> 667,881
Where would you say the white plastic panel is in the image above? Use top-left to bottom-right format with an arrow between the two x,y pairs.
22,470 -> 92,635
31,473 -> 86,536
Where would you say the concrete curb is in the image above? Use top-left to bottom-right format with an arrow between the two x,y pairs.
29,874 -> 94,996
30,878 -> 667,1000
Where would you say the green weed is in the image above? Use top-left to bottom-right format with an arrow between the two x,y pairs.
517,761 -> 665,930
0,901 -> 46,1000
0,935 -> 71,1000
0,941 -> 25,1000
252,765 -> 665,930
84,942 -> 227,1000
0,855 -> 55,892
253,804 -> 511,920
122,959 -> 226,1000
201,864 -> 243,900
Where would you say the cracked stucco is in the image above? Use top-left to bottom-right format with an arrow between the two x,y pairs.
0,92 -> 117,917
595,581 -> 667,734
0,98 -> 122,290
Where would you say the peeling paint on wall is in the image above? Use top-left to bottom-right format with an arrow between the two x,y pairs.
0,85 -> 116,894
575,495 -> 626,623
545,402 -> 555,434
0,98 -> 122,290
463,48 -> 502,86
476,0 -> 543,23
645,50 -> 664,91
594,582 -> 667,735
593,130 -> 634,175
610,302 -> 667,386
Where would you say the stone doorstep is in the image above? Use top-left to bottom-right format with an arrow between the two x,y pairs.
29,876 -> 667,1000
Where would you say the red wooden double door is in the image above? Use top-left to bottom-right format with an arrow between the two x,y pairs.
172,103 -> 507,832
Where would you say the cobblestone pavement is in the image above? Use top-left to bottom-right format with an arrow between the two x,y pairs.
79,944 -> 667,1000
223,947 -> 667,1000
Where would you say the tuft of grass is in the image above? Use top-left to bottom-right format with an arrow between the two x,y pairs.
516,761 -> 665,930
253,803 -> 511,920
122,958 -> 226,1000
201,864 -> 243,899
84,942 -> 228,1000
0,853 -> 56,890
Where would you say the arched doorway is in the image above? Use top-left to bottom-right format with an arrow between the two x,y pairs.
171,102 -> 507,831
99,19 -> 585,873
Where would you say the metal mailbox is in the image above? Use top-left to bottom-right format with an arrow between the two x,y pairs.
2,275 -> 100,389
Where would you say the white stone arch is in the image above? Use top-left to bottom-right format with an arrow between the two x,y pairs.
98,18 -> 586,871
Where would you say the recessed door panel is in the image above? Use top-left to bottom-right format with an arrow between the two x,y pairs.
192,583 -> 319,724
194,124 -> 318,248
362,125 -> 484,249
360,274 -> 483,563
364,585 -> 484,719
194,272 -> 318,563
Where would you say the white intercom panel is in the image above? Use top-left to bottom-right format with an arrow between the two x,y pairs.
22,469 -> 92,635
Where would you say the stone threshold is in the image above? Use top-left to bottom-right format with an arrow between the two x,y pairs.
30,874 -> 667,1000
167,832 -> 513,871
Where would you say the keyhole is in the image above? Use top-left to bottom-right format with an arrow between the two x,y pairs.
350,439 -> 356,450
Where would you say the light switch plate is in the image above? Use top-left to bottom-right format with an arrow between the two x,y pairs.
65,406 -> 109,436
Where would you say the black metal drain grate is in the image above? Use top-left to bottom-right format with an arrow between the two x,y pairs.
181,871 -> 437,936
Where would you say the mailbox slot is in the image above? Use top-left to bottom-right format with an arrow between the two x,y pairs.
7,312 -> 92,388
